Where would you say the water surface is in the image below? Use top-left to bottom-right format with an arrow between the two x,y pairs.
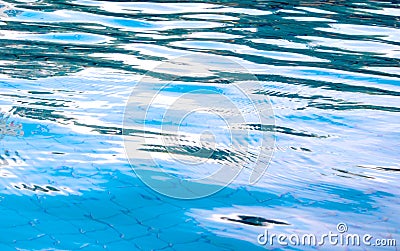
0,0 -> 399,250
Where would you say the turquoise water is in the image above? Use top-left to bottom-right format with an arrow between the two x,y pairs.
0,0 -> 399,250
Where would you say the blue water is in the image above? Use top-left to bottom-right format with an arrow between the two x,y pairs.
0,0 -> 399,250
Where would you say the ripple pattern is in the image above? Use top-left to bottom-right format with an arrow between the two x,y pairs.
0,0 -> 399,250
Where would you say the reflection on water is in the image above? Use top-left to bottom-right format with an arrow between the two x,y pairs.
0,0 -> 399,250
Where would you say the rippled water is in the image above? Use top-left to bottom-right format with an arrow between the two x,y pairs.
0,0 -> 399,250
